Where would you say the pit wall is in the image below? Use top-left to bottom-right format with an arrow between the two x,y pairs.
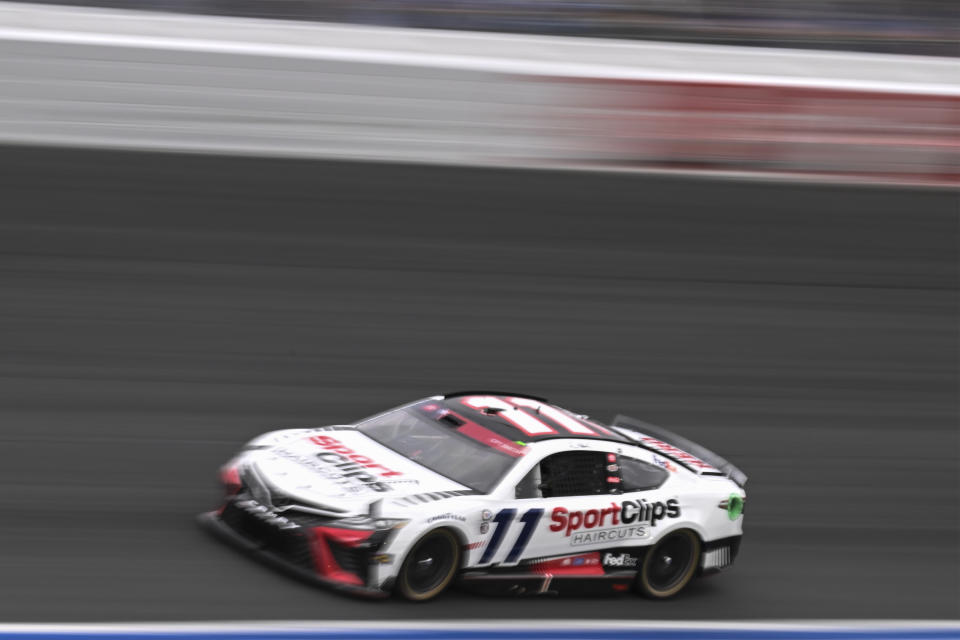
0,1 -> 956,185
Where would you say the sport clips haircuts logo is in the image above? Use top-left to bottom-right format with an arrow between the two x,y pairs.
307,434 -> 403,493
550,499 -> 680,546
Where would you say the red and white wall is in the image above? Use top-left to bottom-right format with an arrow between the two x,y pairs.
543,78 -> 959,186
0,1 -> 956,186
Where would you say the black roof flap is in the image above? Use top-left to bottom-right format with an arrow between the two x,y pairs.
442,390 -> 549,403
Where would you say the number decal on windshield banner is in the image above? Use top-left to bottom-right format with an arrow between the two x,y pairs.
479,508 -> 544,564
508,397 -> 597,435
461,396 -> 610,437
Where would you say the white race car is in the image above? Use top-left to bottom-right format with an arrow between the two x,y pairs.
200,391 -> 746,601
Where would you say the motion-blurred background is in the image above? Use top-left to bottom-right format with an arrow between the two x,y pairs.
0,0 -> 957,624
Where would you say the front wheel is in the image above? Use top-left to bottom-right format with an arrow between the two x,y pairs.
636,529 -> 701,598
396,529 -> 460,601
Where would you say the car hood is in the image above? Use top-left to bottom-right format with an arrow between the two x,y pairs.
242,428 -> 471,515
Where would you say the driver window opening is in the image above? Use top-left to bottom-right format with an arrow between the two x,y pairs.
515,451 -> 618,499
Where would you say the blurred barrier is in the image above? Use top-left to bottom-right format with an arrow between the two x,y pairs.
0,2 -> 956,186
548,79 -> 960,185
2,622 -> 960,639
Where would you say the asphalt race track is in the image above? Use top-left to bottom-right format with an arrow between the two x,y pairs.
1,146 -> 957,621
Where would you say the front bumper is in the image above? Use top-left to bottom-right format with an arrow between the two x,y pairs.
198,505 -> 391,599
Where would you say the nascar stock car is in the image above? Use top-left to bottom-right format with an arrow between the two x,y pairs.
199,391 -> 746,601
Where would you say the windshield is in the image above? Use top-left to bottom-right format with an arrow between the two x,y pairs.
357,402 -> 524,493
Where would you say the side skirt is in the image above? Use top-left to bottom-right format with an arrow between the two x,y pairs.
457,570 -> 637,597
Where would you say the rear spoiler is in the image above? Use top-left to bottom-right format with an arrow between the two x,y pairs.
611,415 -> 747,487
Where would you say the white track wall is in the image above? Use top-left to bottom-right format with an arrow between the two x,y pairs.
0,1 -> 957,184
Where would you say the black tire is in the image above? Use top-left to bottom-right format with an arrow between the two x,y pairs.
636,529 -> 701,598
396,529 -> 461,602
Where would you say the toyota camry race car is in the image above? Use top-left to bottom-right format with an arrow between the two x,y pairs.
200,392 -> 746,601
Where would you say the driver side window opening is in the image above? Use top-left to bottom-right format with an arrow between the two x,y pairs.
515,451 -> 620,499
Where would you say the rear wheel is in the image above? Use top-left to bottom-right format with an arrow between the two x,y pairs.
396,529 -> 460,601
636,529 -> 700,598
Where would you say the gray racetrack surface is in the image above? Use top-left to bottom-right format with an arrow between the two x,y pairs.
0,146 -> 957,621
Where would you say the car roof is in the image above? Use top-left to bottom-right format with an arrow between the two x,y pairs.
434,391 -> 632,445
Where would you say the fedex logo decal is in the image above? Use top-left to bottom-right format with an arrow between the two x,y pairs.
603,552 -> 639,567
